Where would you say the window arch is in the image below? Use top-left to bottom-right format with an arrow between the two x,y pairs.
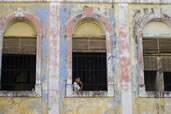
1,20 -> 37,91
0,12 -> 42,97
136,13 -> 171,97
66,13 -> 114,97
143,21 -> 171,92
72,19 -> 107,91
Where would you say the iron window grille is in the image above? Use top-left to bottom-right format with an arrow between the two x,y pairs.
143,38 -> 171,91
72,52 -> 107,91
1,37 -> 36,91
72,36 -> 107,91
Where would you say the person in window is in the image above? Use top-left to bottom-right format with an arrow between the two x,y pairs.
73,77 -> 83,91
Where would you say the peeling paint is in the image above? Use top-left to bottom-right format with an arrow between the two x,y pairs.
0,2 -> 171,114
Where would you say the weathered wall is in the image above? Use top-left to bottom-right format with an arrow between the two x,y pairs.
0,3 -> 49,114
64,98 -> 120,114
129,4 -> 171,114
0,2 -> 171,114
61,3 -> 171,114
59,3 -> 121,114
0,98 -> 47,114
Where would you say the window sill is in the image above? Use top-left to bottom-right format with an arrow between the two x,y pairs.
139,84 -> 171,98
66,84 -> 114,97
0,84 -> 41,97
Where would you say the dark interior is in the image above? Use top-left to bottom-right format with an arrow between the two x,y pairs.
72,52 -> 107,91
1,54 -> 36,91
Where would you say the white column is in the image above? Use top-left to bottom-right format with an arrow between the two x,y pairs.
48,2 -> 60,114
118,3 -> 133,114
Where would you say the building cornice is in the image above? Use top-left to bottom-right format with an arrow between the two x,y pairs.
0,0 -> 171,4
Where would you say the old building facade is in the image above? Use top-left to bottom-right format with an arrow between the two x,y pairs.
0,0 -> 171,114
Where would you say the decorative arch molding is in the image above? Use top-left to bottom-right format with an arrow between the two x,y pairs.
72,19 -> 105,37
0,10 -> 43,97
136,10 -> 171,97
66,7 -> 114,97
66,12 -> 112,38
136,13 -> 171,39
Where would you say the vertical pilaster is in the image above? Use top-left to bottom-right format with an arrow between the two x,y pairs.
48,2 -> 60,114
118,3 -> 133,114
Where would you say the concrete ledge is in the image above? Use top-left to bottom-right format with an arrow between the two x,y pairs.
0,84 -> 42,97
66,84 -> 114,97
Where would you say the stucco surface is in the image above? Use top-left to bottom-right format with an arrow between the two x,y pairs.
0,3 -> 49,114
0,2 -> 171,114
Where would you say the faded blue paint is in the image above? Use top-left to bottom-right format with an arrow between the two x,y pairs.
112,37 -> 120,59
58,5 -> 120,114
42,59 -> 48,74
43,92 -> 48,101
8,5 -> 14,9
108,8 -> 115,27
111,35 -> 121,107
60,5 -> 74,25
28,5 -> 49,36
29,5 -> 49,23
37,6 -> 49,23
109,16 -> 120,113
134,62 -> 140,96
59,63 -> 67,80
59,40 -> 67,80
42,39 -> 48,56
60,40 -> 67,57
115,95 -> 121,104
107,8 -> 121,109
42,74 -> 46,81
60,81 -> 66,89
59,5 -> 74,88
42,40 -> 48,74
59,5 -> 71,114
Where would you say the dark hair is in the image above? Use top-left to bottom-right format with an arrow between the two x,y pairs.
75,77 -> 80,79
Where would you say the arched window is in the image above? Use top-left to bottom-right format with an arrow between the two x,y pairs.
72,19 -> 107,91
1,20 -> 37,91
143,21 -> 171,92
